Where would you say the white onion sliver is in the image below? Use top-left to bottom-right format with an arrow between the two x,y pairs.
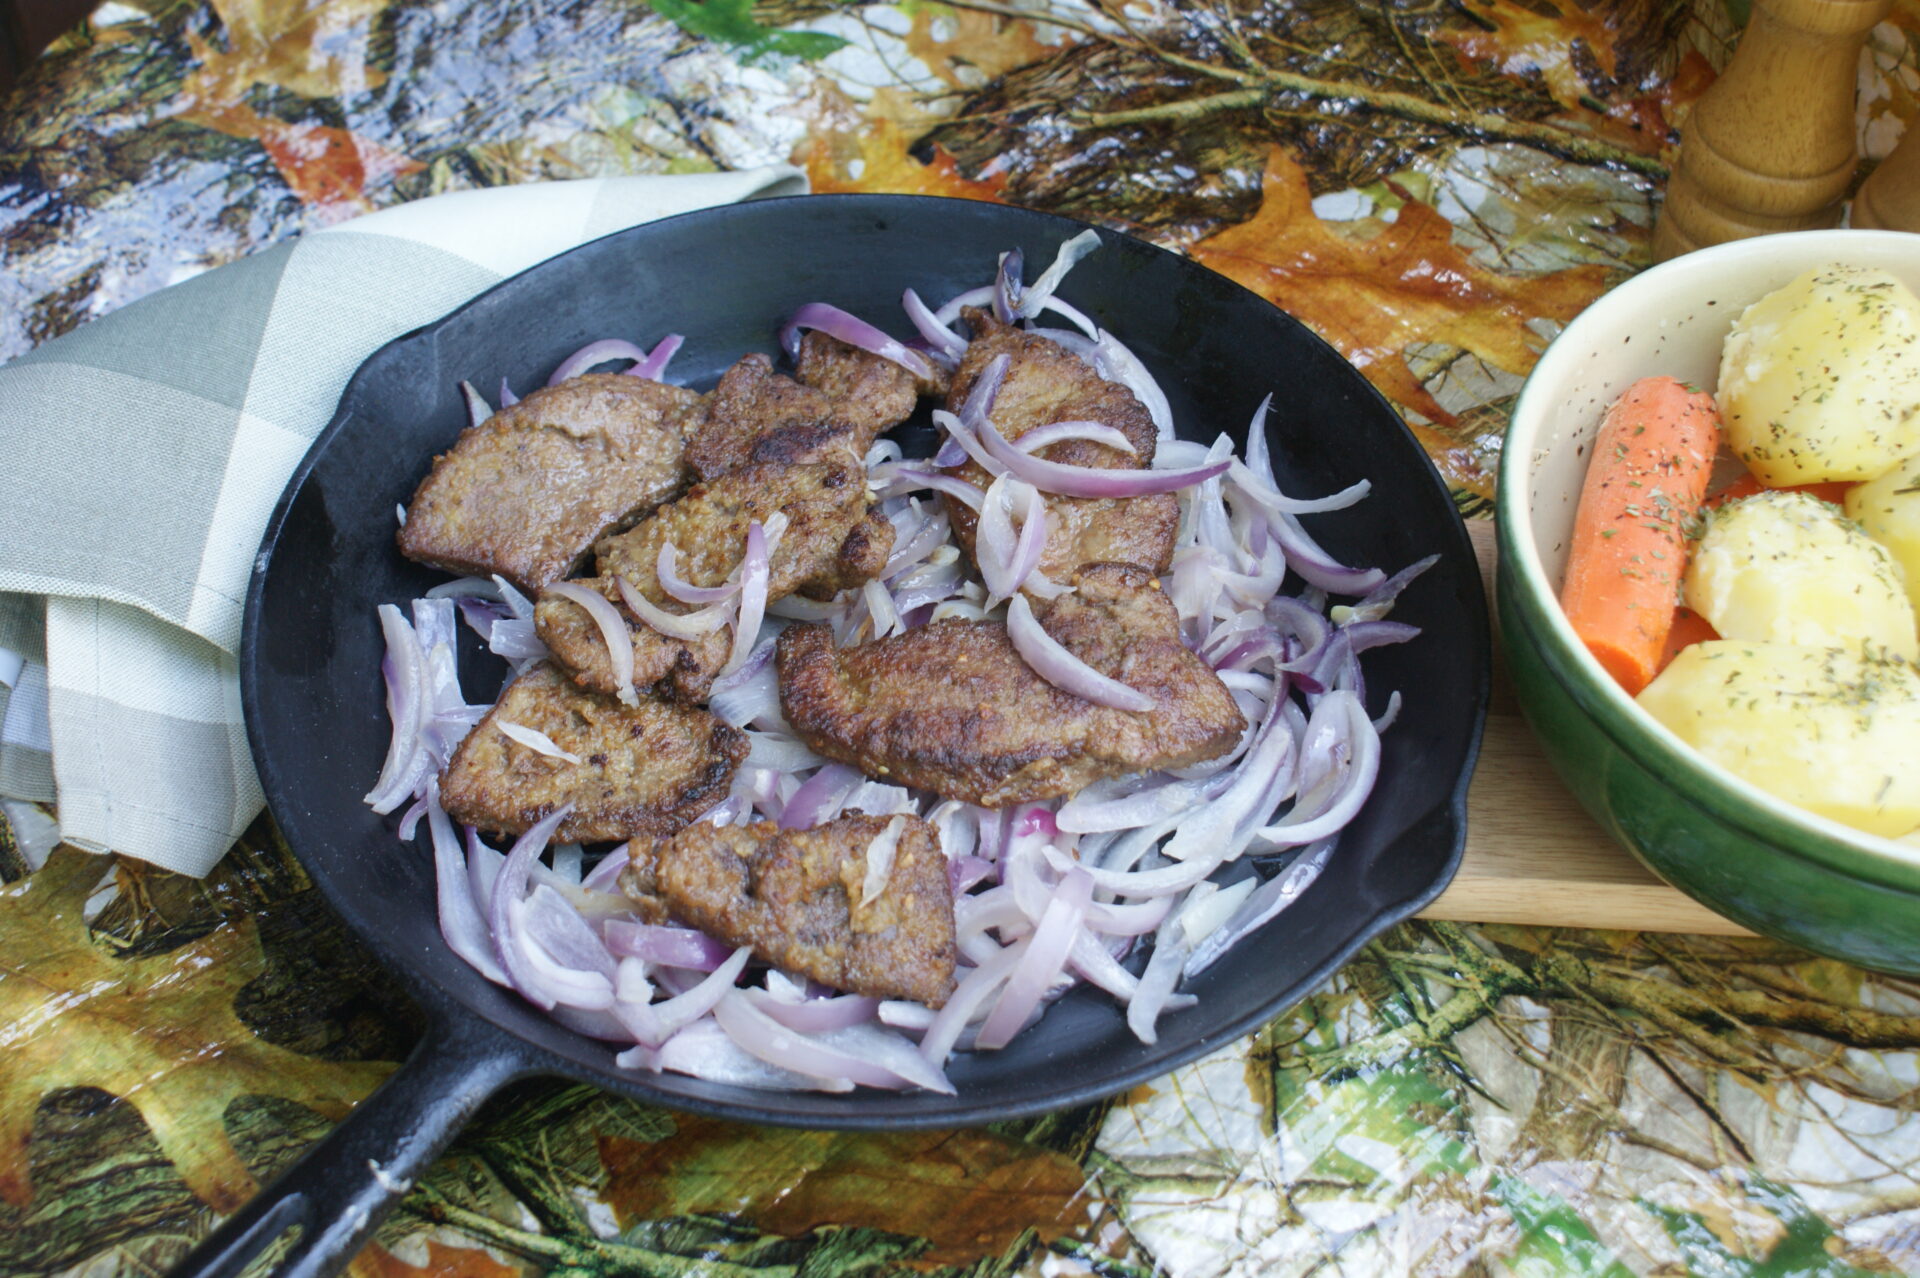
1006,595 -> 1155,712
544,582 -> 636,705
860,816 -> 908,907
495,719 -> 583,765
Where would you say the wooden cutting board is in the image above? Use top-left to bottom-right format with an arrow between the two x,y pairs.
1415,521 -> 1752,936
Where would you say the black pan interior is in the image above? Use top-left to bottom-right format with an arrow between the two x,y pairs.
243,193 -> 1489,1127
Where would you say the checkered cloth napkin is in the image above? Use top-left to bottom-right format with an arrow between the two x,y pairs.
0,166 -> 807,877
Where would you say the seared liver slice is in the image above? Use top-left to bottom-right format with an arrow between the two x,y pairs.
398,374 -> 702,594
776,564 -> 1243,807
440,663 -> 744,844
643,813 -> 957,1006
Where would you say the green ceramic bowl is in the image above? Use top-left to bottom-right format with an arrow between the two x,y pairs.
1498,229 -> 1920,973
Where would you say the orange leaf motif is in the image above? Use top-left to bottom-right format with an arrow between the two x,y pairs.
350,1240 -> 520,1278
0,849 -> 393,1211
904,4 -> 1057,91
599,1117 -> 1091,1268
800,111 -> 1006,202
1189,147 -> 1613,496
176,0 -> 421,217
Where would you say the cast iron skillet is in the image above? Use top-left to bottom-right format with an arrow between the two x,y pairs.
187,194 -> 1489,1278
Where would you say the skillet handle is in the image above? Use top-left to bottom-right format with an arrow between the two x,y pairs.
173,1014 -> 530,1278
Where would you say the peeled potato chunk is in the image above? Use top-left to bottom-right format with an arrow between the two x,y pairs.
1717,265 -> 1920,485
1685,490 -> 1917,661
1846,452 -> 1920,617
1637,641 -> 1920,838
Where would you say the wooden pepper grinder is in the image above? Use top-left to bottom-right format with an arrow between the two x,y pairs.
1654,0 -> 1891,260
1852,123 -> 1920,231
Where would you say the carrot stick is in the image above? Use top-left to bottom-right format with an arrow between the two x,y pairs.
1558,376 -> 1721,695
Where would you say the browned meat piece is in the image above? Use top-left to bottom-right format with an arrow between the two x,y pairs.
440,663 -> 745,843
941,310 -> 1177,583
777,564 -> 1243,806
533,579 -> 731,704
793,330 -> 923,437
618,840 -> 671,924
798,510 -> 896,602
683,354 -> 847,481
683,334 -> 932,482
398,374 -> 702,594
643,814 -> 956,1006
596,457 -> 878,607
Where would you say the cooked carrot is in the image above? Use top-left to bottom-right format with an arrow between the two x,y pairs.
1657,606 -> 1719,675
1559,376 -> 1721,695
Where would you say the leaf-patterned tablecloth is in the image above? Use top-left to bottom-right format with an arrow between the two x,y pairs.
3,2 -> 1919,1274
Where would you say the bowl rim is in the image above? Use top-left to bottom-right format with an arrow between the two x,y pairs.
1497,227 -> 1920,889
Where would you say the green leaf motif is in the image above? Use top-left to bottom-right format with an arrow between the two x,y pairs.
644,0 -> 848,63
1642,1175 -> 1879,1278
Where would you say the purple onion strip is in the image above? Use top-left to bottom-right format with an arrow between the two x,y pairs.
779,303 -> 934,380
549,339 -> 651,385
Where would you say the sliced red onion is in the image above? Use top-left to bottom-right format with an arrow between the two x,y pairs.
1012,229 -> 1100,319
1340,554 -> 1440,624
976,869 -> 1091,1050
366,605 -> 428,814
779,763 -> 864,830
581,842 -> 631,894
879,1001 -> 936,1031
961,411 -> 1227,498
604,920 -> 734,971
494,719 -> 583,765
844,780 -> 917,817
932,284 -> 996,327
1229,463 -> 1371,517
992,247 -> 1023,323
1373,690 -> 1403,733
1056,771 -> 1231,832
1268,509 -> 1386,596
657,543 -> 743,606
885,504 -> 952,576
544,582 -> 637,705
722,521 -> 771,676
902,288 -> 968,363
779,303 -> 934,381
486,806 -> 575,1010
746,988 -> 881,1034
549,339 -> 651,385
1085,894 -> 1175,937
612,574 -> 731,640
862,579 -> 902,640
490,575 -> 535,621
746,732 -> 824,772
859,815 -> 907,906
1013,420 -> 1137,456
975,475 -> 1045,601
1006,595 -> 1155,713
426,576 -> 503,603
1252,691 -> 1378,848
1092,328 -> 1174,441
1185,838 -> 1335,977
498,377 -> 518,408
885,466 -> 985,511
631,334 -> 683,381
1126,925 -> 1191,1045
520,884 -> 617,1009
948,855 -> 996,896
918,943 -> 1023,1067
613,946 -> 753,1048
621,1019 -> 854,1091
713,991 -> 952,1092
459,380 -> 491,429
426,790 -> 507,984
957,356 -> 1008,433
1069,929 -> 1140,1000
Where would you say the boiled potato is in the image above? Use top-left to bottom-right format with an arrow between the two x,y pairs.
1846,452 -> 1920,616
1637,641 -> 1920,838
1685,490 -> 1918,660
1717,265 -> 1920,484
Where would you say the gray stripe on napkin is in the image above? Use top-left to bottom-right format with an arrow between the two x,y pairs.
11,244 -> 293,408
0,363 -> 247,633
239,233 -> 500,439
